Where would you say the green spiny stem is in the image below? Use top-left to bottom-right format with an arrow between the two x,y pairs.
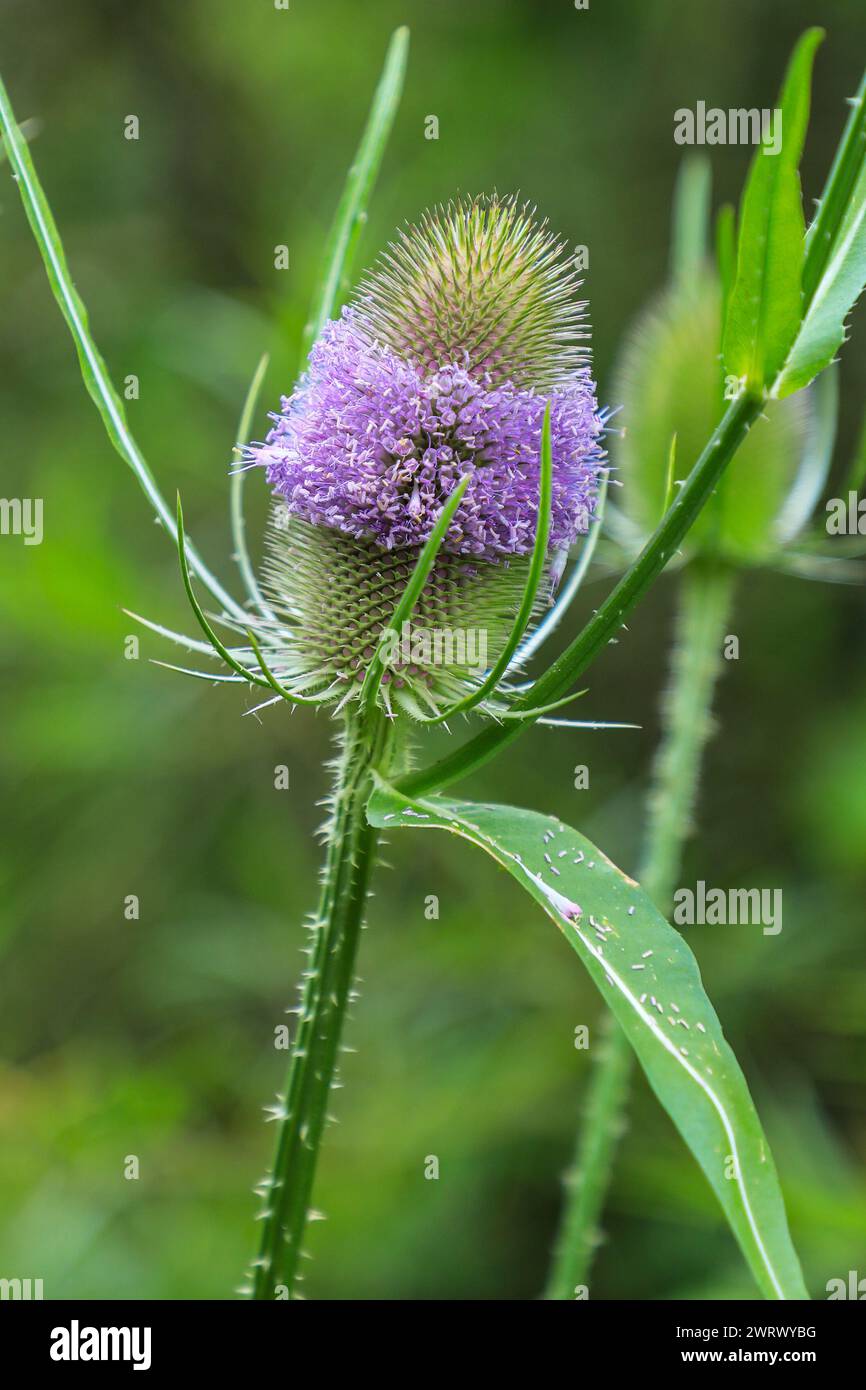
249,709 -> 394,1299
543,1011 -> 631,1299
639,560 -> 736,906
544,559 -> 735,1299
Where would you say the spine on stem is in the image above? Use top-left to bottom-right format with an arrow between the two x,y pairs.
544,559 -> 735,1299
247,709 -> 393,1300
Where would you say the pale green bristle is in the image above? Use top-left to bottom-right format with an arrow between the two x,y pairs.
258,506 -> 536,717
353,194 -> 590,390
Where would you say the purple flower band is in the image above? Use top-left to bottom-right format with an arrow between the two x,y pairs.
249,310 -> 604,562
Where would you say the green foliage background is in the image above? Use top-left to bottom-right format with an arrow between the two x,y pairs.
1,0 -> 864,1299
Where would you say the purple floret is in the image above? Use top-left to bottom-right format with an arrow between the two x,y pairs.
249,310 -> 603,561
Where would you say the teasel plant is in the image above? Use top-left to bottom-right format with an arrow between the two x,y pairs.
546,29 -> 866,1294
2,23 -> 865,1301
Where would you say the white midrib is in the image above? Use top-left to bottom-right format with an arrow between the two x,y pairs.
402,795 -> 791,1302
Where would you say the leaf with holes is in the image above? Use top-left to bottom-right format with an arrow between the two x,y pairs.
367,779 -> 808,1301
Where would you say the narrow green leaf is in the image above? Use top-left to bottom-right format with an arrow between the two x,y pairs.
230,352 -> 272,616
803,68 -> 866,305
123,607 -> 221,656
176,496 -> 268,688
246,628 -> 334,707
769,61 -> 866,397
368,780 -> 808,1301
723,28 -> 824,390
0,72 -> 245,620
498,689 -> 592,721
670,155 -> 712,287
358,472 -> 471,718
511,465 -> 610,670
773,156 -> 866,396
152,660 -> 244,684
176,496 -> 330,707
0,115 -> 39,164
300,27 -> 409,368
661,432 -> 678,519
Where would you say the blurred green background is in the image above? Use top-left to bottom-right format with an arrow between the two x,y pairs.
1,0 -> 865,1300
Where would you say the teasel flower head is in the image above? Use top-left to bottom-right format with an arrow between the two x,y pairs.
612,271 -> 812,566
244,196 -> 605,719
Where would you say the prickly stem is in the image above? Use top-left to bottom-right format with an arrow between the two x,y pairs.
247,707 -> 395,1299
